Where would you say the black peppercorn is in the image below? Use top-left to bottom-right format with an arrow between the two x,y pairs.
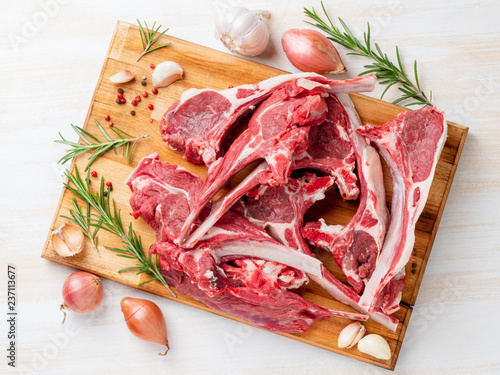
130,110 -> 136,116
118,88 -> 124,94
141,80 -> 147,86
411,269 -> 417,275
115,98 -> 121,104
411,263 -> 417,268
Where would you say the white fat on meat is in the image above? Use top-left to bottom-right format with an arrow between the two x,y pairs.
356,106 -> 447,311
212,240 -> 323,278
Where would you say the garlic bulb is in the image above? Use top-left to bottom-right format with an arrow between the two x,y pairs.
338,321 -> 366,348
51,223 -> 85,257
357,334 -> 392,360
152,61 -> 183,88
214,5 -> 270,56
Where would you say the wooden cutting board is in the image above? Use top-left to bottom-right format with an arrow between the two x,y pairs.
41,21 -> 468,370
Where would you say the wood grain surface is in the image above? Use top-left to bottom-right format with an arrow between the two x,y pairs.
39,21 -> 467,370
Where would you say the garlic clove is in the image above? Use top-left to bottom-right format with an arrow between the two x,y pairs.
109,70 -> 135,84
338,321 -> 366,348
238,22 -> 269,56
51,223 -> 85,257
152,61 -> 183,88
357,334 -> 392,360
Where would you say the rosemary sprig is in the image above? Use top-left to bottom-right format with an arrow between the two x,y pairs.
136,19 -> 171,62
63,165 -> 176,298
60,170 -> 102,256
55,119 -> 148,171
304,2 -> 433,107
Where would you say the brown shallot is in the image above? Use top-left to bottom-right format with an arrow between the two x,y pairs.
120,297 -> 170,355
281,28 -> 346,75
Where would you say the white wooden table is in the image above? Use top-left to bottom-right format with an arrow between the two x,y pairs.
1,1 -> 499,373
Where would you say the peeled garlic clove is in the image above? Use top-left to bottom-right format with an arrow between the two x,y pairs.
152,61 -> 183,88
338,321 -> 366,348
357,334 -> 392,360
109,70 -> 135,84
51,223 -> 85,257
282,29 -> 347,75
214,6 -> 270,56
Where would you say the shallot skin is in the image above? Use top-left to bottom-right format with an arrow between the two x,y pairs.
61,271 -> 103,324
120,297 -> 170,355
282,29 -> 347,75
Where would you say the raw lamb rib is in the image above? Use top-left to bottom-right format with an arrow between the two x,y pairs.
302,94 -> 390,298
181,161 -> 272,249
151,240 -> 365,333
182,94 -> 360,249
126,153 -> 323,277
150,210 -> 368,333
161,73 -> 376,165
126,153 -> 368,332
174,81 -> 330,246
126,153 -> 204,243
293,94 -> 359,200
233,173 -> 398,331
356,106 -> 447,312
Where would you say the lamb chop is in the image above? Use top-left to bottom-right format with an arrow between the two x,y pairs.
233,173 -> 398,331
161,73 -> 376,165
174,81 -> 330,246
303,94 -> 390,298
151,239 -> 366,333
126,153 -> 322,276
355,106 -> 447,312
182,94 -> 359,249
126,153 -> 368,333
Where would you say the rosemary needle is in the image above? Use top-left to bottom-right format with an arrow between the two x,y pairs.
60,170 -> 102,256
136,20 -> 172,62
63,165 -> 176,298
304,1 -> 433,107
55,119 -> 148,171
